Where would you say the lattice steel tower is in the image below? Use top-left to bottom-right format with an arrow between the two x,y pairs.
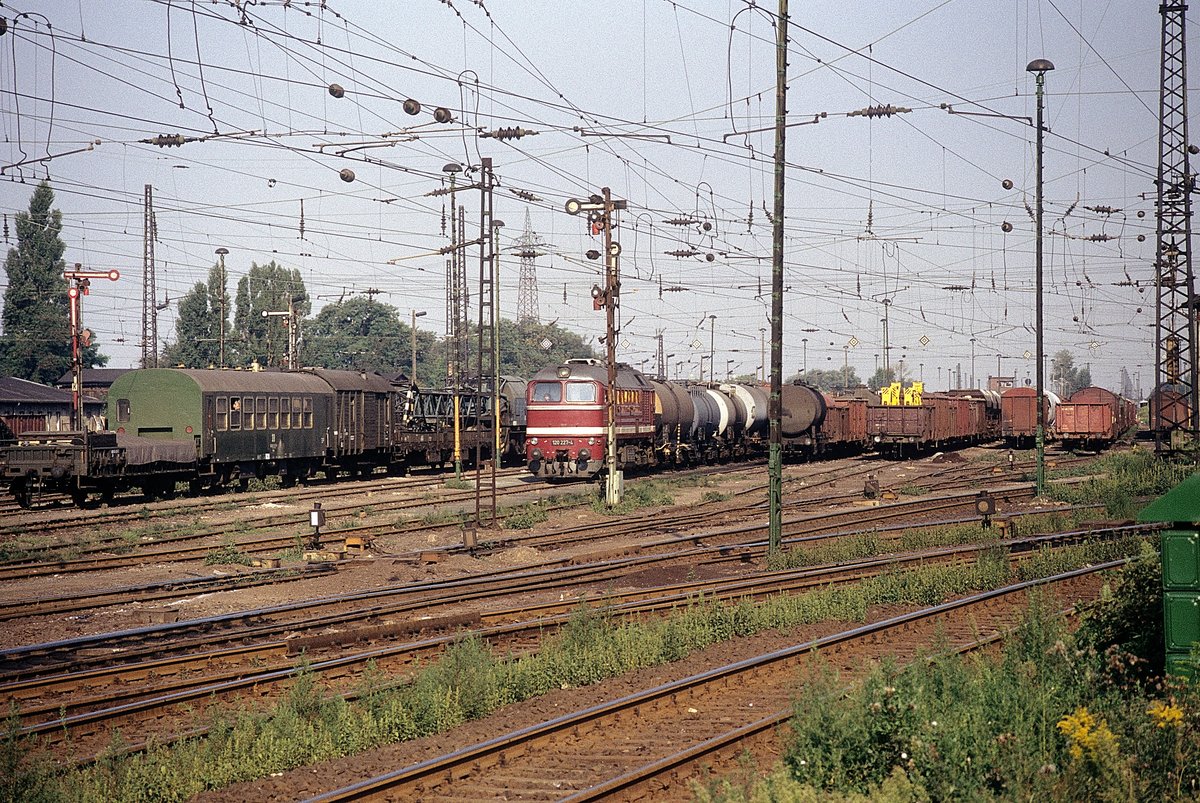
140,184 -> 159,368
514,209 -> 545,324
1154,2 -> 1199,452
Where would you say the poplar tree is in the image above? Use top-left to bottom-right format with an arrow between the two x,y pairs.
0,180 -> 107,383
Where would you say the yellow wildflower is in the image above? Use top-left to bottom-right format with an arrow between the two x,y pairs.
1148,700 -> 1184,729
1057,707 -> 1119,761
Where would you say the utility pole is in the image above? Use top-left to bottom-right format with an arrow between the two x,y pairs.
1028,57 -> 1053,495
1154,2 -> 1199,453
411,309 -> 426,384
140,184 -> 158,368
566,190 -> 627,506
64,265 -> 120,431
656,331 -> 666,380
215,247 -> 228,369
708,314 -> 717,384
768,0 -> 789,555
475,157 -> 499,528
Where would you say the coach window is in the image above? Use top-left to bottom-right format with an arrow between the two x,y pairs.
269,397 -> 279,429
256,397 -> 267,429
243,397 -> 255,430
291,397 -> 303,429
280,397 -> 290,429
116,398 -> 131,423
531,382 -> 561,402
565,382 -> 597,403
229,398 -> 242,431
216,397 -> 228,431
303,396 -> 314,428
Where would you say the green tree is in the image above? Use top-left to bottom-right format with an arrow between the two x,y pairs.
0,180 -> 107,383
1051,350 -> 1093,398
233,261 -> 309,367
497,318 -> 597,377
304,296 -> 429,376
789,367 -> 861,391
161,263 -> 229,368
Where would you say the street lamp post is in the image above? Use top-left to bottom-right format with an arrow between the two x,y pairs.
1028,57 -> 1054,496
215,247 -> 229,368
411,310 -> 426,385
759,327 -> 766,382
970,337 -> 977,388
708,314 -> 717,384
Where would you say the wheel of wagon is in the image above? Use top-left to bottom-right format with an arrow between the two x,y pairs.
13,481 -> 32,510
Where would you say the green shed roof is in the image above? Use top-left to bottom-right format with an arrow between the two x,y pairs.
1138,471 -> 1200,524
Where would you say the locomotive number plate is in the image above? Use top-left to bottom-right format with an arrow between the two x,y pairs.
551,439 -> 573,446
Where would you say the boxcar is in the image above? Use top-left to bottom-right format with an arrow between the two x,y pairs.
1000,387 -> 1060,447
1055,386 -> 1135,450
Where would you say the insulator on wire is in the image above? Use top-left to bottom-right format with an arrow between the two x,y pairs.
482,127 -> 538,140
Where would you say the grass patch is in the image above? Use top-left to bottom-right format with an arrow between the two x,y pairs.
699,545 -> 1198,803
7,535 -> 1147,803
1048,448 -> 1194,516
203,543 -> 255,566
443,478 -> 472,491
700,490 -> 731,504
591,479 -> 675,514
501,502 -> 549,530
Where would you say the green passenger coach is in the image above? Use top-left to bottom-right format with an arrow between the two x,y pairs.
108,368 -> 334,487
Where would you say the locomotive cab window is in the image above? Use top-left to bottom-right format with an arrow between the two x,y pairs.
531,382 -> 561,402
565,382 -> 597,403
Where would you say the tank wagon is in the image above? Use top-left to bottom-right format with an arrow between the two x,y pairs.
0,367 -> 524,508
1054,386 -> 1137,451
1000,387 -> 1060,447
779,384 -> 868,459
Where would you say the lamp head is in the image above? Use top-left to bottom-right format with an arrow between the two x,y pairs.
1025,58 -> 1055,74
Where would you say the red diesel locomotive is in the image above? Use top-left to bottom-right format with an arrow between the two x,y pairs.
525,360 -> 655,477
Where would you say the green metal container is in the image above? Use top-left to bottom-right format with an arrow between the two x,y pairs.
1165,651 -> 1198,681
1163,590 -> 1200,652
1162,530 -> 1200,589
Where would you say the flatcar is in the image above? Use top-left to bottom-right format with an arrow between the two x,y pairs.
1054,386 -> 1137,451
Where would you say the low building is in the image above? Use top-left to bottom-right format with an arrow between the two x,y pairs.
0,376 -> 106,435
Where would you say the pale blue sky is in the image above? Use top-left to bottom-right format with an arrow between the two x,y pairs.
0,0 -> 1188,394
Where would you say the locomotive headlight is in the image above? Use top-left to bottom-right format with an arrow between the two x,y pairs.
529,437 -> 539,445
531,448 -> 544,461
873,435 -> 881,443
587,438 -> 596,445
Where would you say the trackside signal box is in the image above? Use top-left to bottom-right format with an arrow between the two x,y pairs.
1139,472 -> 1200,679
